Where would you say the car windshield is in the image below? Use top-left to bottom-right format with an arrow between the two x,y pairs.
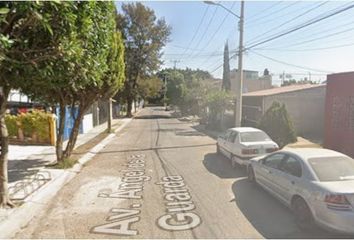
240,131 -> 271,142
308,156 -> 354,182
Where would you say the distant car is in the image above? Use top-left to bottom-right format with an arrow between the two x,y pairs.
216,127 -> 278,167
248,148 -> 354,234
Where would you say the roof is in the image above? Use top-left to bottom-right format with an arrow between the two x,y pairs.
281,148 -> 346,160
229,127 -> 263,133
243,84 -> 325,97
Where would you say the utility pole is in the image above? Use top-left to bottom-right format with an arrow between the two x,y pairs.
235,0 -> 244,127
204,0 -> 244,127
171,60 -> 180,70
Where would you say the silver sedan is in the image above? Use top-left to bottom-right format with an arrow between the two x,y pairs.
247,148 -> 354,235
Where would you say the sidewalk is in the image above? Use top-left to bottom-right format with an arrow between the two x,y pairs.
7,118 -> 126,200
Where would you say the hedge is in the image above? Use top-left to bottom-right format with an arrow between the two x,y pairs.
5,110 -> 52,144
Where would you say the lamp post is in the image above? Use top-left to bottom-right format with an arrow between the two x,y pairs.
204,1 -> 244,127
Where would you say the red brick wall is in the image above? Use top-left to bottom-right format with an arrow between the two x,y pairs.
324,72 -> 354,158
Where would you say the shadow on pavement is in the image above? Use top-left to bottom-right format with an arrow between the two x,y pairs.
135,115 -> 171,119
231,178 -> 351,239
202,153 -> 246,179
175,130 -> 206,137
8,159 -> 47,183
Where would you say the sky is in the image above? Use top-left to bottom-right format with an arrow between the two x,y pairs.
116,1 -> 354,85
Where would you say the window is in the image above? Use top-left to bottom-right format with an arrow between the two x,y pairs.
309,156 -> 354,182
228,131 -> 238,143
280,156 -> 302,177
263,154 -> 285,169
240,131 -> 271,142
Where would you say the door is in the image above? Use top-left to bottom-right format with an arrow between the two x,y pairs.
219,131 -> 231,156
276,155 -> 303,204
256,153 -> 286,195
226,131 -> 238,158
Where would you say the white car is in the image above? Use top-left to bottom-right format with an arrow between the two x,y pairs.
248,148 -> 354,235
216,127 -> 279,167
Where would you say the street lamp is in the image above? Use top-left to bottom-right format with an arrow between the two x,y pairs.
204,0 -> 244,127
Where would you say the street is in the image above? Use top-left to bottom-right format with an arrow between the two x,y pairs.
16,107 -> 338,239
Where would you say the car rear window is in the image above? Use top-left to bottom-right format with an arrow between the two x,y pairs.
240,131 -> 271,142
308,156 -> 354,182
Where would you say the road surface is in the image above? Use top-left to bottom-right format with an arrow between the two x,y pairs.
16,107 -> 341,239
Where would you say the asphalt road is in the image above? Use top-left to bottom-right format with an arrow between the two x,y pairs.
16,107 -> 343,239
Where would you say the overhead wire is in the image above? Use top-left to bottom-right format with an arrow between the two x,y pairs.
246,1 -> 328,45
245,3 -> 354,51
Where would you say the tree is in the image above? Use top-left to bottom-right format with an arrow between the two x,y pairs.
116,2 -> 171,117
0,1 -> 70,208
21,2 -> 125,160
222,41 -> 231,91
203,89 -> 232,130
137,75 -> 163,102
165,70 -> 186,107
0,2 -> 125,207
258,102 -> 297,148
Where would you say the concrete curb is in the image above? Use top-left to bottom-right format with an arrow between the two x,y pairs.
0,112 -> 140,239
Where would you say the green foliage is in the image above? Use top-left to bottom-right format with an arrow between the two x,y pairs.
258,102 -> 297,148
4,115 -> 17,137
165,71 -> 186,106
116,2 -> 171,115
50,157 -> 75,169
203,89 -> 232,129
222,42 -> 231,91
137,75 -> 163,101
5,111 -> 52,142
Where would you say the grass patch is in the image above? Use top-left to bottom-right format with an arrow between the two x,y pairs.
49,158 -> 76,169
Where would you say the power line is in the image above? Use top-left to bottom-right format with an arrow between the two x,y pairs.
254,41 -> 354,52
177,5 -> 210,60
245,3 -> 354,50
250,50 -> 333,73
186,6 -> 219,58
261,25 -> 354,49
246,1 -> 283,21
246,1 -> 328,45
246,2 -> 298,26
195,2 -> 237,68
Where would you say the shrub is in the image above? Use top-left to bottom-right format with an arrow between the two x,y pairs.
5,115 -> 18,137
258,102 -> 297,148
5,110 -> 52,143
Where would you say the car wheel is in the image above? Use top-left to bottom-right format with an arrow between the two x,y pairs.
231,156 -> 237,168
292,197 -> 315,231
248,166 -> 256,182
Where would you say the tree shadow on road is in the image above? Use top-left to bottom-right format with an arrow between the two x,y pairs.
202,153 -> 246,179
231,179 -> 351,239
8,159 -> 47,183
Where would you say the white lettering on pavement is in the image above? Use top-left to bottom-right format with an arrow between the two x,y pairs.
156,175 -> 201,231
91,154 -> 149,236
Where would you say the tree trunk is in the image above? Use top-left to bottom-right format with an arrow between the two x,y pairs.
126,96 -> 133,118
0,87 -> 15,208
56,103 -> 66,162
63,104 -> 87,159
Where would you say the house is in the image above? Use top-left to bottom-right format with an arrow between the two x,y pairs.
230,69 -> 272,93
324,72 -> 354,158
242,84 -> 326,139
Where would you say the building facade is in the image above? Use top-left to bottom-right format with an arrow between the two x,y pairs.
324,72 -> 354,158
242,84 -> 326,140
230,69 -> 272,93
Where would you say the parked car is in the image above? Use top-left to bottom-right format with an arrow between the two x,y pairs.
216,127 -> 279,167
247,148 -> 354,234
